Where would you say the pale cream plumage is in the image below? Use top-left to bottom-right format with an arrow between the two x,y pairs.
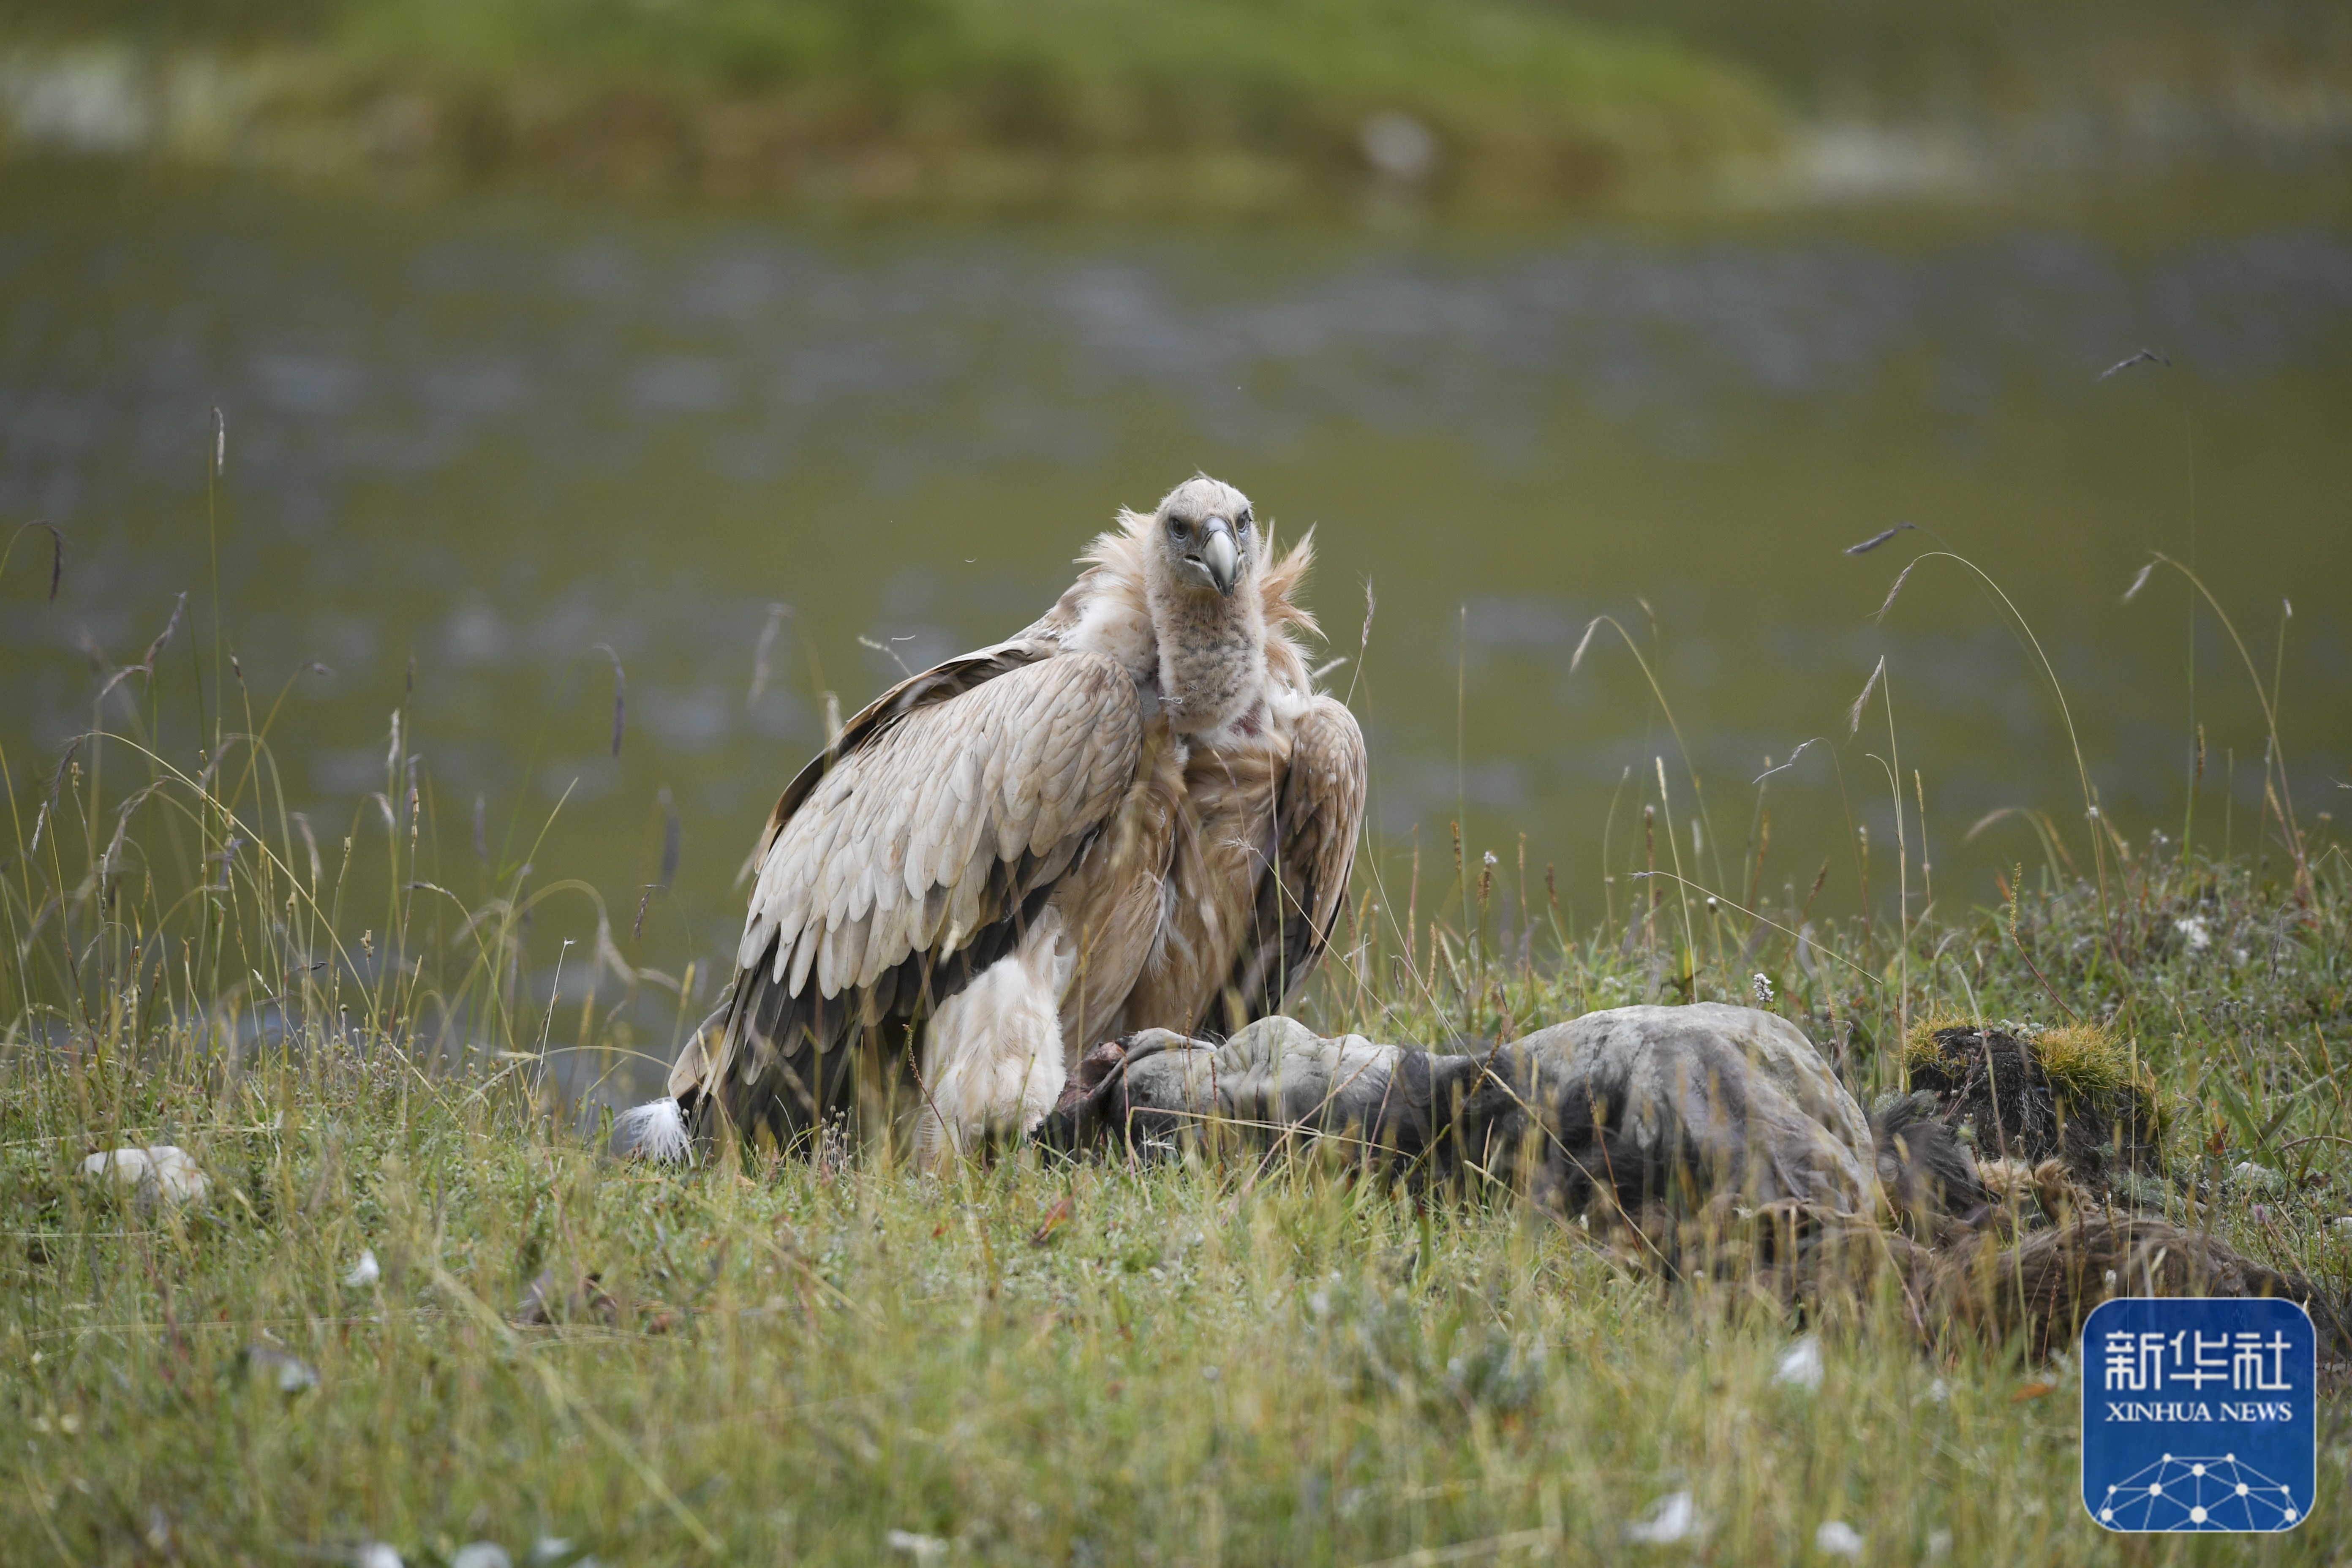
665,476 -> 1367,1161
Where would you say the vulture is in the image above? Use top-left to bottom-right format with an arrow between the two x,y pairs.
625,476 -> 1367,1166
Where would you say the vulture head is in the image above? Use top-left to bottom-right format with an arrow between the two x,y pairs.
1149,474 -> 1257,600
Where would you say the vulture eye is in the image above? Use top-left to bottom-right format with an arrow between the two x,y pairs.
1169,519 -> 1192,542
1237,509 -> 1253,532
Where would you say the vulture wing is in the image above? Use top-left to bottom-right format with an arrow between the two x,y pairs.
675,646 -> 1144,1143
1223,694 -> 1367,1020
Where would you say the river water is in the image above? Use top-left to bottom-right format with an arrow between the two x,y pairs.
4,165 -> 2348,1020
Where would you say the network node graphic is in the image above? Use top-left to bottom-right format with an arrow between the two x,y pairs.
2096,1455 -> 2300,1532
2083,1298 -> 2317,1534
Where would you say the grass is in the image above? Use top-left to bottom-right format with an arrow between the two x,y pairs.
5,502 -> 2352,1563
0,0 -> 1783,209
6,862 -> 2349,1563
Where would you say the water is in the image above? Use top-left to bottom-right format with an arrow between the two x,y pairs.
4,165 -> 2348,1019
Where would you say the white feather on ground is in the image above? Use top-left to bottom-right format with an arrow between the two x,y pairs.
81,1145 -> 208,1205
614,1097 -> 693,1164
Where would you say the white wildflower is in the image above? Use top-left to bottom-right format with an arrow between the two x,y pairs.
1774,1334 -> 1824,1392
343,1250 -> 381,1289
247,1344 -> 320,1393
2173,915 -> 2210,953
1626,1492 -> 1705,1546
1816,1520 -> 1865,1558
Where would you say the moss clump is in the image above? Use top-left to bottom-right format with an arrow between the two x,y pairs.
1903,1019 -> 2165,1183
2034,1021 -> 2149,1100
1901,1012 -> 1975,1078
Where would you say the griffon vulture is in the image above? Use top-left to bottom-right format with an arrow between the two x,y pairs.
623,476 -> 1366,1166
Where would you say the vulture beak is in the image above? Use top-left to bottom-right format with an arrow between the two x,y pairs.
1200,518 -> 1239,596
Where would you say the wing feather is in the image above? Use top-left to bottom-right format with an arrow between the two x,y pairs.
1225,694 -> 1367,1017
1050,715 -> 1184,1056
676,648 -> 1145,1143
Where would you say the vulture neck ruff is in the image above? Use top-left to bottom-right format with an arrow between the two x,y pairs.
1058,509 -> 1318,746
1147,572 -> 1267,740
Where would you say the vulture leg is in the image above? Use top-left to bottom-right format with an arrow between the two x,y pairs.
915,908 -> 1074,1169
